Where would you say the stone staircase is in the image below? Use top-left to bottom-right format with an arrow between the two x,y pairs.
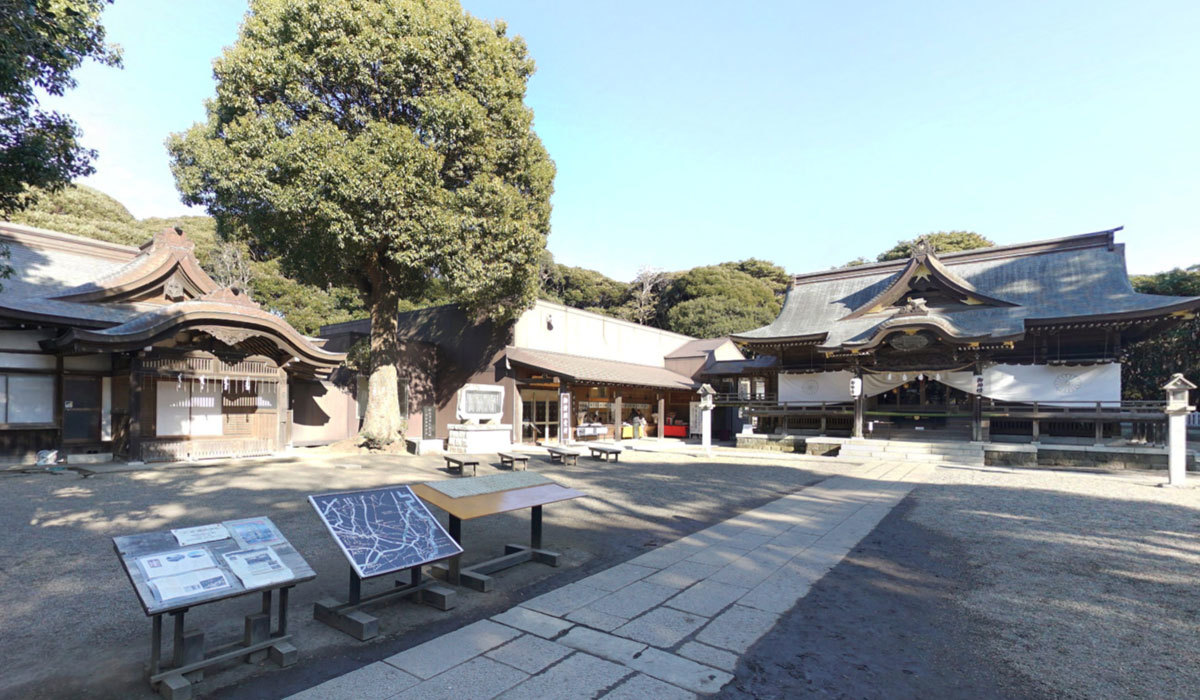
837,438 -> 985,466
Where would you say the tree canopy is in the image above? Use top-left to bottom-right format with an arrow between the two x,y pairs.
0,0 -> 121,218
1123,267 -> 1200,400
659,262 -> 786,338
169,0 -> 555,442
875,231 -> 994,261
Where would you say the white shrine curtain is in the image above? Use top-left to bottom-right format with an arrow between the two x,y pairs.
778,371 -> 854,404
980,363 -> 1121,406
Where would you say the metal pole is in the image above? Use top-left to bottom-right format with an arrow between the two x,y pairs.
531,505 -> 543,549
277,587 -> 289,637
150,614 -> 162,676
171,611 -> 186,668
348,570 -> 361,605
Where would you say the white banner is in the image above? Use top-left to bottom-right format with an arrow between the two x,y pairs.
778,371 -> 854,404
981,363 -> 1120,406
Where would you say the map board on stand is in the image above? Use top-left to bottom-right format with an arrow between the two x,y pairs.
309,485 -> 463,579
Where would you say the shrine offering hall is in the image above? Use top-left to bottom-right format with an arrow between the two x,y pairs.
729,229 -> 1200,443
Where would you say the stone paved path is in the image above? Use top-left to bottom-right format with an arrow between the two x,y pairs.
285,460 -> 929,699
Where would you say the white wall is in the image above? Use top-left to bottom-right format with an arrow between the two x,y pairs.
513,300 -> 694,366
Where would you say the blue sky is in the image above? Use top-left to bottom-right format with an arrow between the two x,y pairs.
46,0 -> 1200,280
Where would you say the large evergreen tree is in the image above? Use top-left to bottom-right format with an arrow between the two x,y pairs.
0,0 -> 120,218
169,0 -> 555,443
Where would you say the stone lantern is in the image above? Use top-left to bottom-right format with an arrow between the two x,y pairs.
1162,374 -> 1196,486
697,383 -> 716,454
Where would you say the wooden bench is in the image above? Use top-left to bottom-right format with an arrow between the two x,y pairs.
545,446 -> 582,465
444,455 -> 479,476
588,445 -> 623,462
498,451 -> 529,470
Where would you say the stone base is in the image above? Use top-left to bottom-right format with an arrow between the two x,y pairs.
734,433 -> 805,453
67,452 -> 113,465
406,438 -> 445,455
447,424 -> 512,454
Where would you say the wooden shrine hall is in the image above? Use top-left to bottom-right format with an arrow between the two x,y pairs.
0,223 -> 344,464
729,229 -> 1200,444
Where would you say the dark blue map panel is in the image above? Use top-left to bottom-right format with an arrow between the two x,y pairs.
309,486 -> 463,578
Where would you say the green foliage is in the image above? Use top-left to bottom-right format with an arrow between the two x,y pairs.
876,231 -> 994,261
660,263 -> 781,338
1,0 -> 121,218
1123,268 -> 1200,400
247,258 -> 364,336
545,264 -> 628,310
719,259 -> 790,296
8,183 -> 145,245
167,0 -> 556,325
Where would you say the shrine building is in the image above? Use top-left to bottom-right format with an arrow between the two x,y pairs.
729,228 -> 1200,444
0,222 -> 345,464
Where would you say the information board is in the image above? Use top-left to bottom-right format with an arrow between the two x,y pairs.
309,485 -> 463,579
113,516 -> 314,616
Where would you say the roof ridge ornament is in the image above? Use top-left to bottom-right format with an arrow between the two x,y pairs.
201,286 -> 262,309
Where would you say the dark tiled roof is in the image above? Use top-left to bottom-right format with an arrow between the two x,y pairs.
701,356 -> 778,375
733,230 -> 1200,349
506,346 -> 697,390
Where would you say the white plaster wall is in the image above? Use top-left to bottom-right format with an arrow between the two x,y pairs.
513,300 -> 694,366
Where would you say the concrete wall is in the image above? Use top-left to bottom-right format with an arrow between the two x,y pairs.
513,300 -> 694,366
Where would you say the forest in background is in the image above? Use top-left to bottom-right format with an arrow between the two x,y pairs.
5,184 -> 1196,399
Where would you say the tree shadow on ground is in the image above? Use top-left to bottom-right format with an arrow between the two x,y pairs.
721,477 -> 1200,700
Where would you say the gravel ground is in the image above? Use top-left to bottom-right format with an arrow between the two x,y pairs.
0,448 -> 830,700
910,466 -> 1200,699
724,464 -> 1200,699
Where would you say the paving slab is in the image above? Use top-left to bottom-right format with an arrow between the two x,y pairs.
664,579 -> 750,618
601,672 -> 698,699
498,652 -> 632,700
566,606 -> 629,632
684,544 -> 748,567
587,580 -> 678,619
625,646 -> 733,694
557,626 -> 647,664
492,606 -> 575,639
391,656 -> 528,700
627,541 -> 705,569
694,604 -> 780,654
579,563 -> 658,592
705,545 -> 791,587
677,641 -> 738,673
520,581 -> 609,617
612,607 -> 708,648
486,635 -> 572,674
284,661 -> 418,700
643,560 -> 721,589
383,619 -> 522,679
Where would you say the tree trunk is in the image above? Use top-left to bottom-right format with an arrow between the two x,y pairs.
360,258 -> 404,444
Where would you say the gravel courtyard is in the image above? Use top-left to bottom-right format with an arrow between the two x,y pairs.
2,450 -> 1198,699
0,448 -> 829,700
723,464 -> 1200,699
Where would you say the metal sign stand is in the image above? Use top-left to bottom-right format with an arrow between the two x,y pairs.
431,507 -> 560,592
314,565 -> 455,641
148,586 -> 297,700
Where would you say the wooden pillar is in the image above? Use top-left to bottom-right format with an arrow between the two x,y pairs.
657,394 -> 665,442
512,387 -> 523,445
971,375 -> 983,442
129,355 -> 143,462
54,355 -> 64,455
613,394 -> 623,442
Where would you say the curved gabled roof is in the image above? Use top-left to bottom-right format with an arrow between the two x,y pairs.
732,229 -> 1200,351
0,226 -> 344,374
